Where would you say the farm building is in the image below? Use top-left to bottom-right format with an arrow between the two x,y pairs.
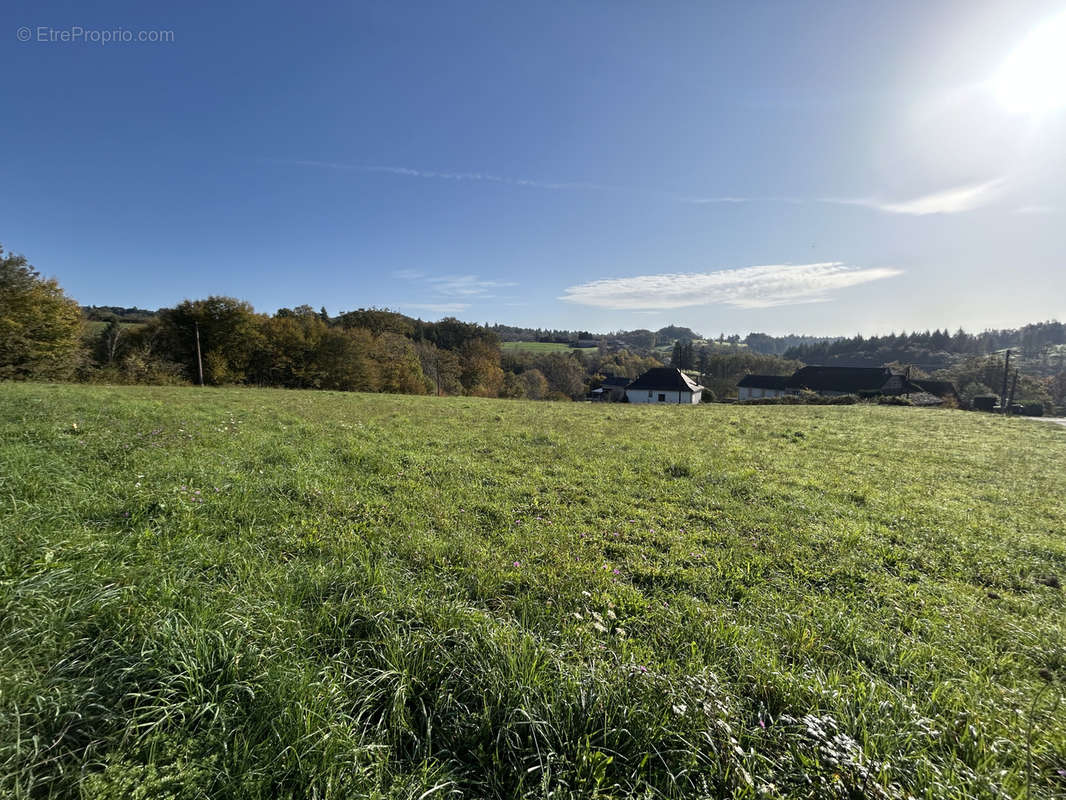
625,367 -> 704,404
784,366 -> 910,397
737,366 -> 958,402
737,374 -> 790,400
589,375 -> 630,402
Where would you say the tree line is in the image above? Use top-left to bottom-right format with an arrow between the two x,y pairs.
5,243 -> 1065,409
2,244 -> 674,400
783,323 -> 1066,371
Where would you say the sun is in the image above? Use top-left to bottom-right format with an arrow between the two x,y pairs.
994,12 -> 1066,114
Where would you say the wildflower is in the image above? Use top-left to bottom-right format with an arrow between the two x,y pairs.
513,561 -> 521,568
612,568 -> 620,575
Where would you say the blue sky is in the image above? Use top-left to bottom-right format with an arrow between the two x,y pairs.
3,0 -> 1065,336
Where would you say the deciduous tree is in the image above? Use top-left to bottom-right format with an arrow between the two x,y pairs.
0,246 -> 83,380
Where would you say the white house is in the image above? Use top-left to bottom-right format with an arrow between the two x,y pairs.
625,367 -> 704,404
737,374 -> 790,400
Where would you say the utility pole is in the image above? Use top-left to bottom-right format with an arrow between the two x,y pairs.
1000,349 -> 1011,412
1006,371 -> 1018,416
194,322 -> 205,387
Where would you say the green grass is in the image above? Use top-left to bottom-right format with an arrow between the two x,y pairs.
1,383 -> 1064,799
500,341 -> 578,353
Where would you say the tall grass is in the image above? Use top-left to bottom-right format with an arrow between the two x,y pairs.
1,383 -> 1064,798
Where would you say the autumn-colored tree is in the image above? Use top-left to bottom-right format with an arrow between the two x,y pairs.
538,352 -> 587,399
0,245 -> 83,380
459,338 -> 505,397
336,308 -> 414,337
373,332 -> 427,395
415,341 -> 462,395
518,368 -> 549,400
253,311 -> 330,388
316,327 -> 379,391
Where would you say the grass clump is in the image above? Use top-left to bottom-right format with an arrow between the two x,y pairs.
1,383 -> 1065,798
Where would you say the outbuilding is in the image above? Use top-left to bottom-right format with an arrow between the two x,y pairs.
737,374 -> 790,400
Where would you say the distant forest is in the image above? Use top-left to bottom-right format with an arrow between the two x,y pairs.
488,322 -> 830,355
4,244 -> 1064,410
782,322 -> 1066,372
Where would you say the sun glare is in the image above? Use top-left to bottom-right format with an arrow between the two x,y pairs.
994,11 -> 1066,113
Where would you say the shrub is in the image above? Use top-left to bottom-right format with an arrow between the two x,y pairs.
739,393 -> 858,406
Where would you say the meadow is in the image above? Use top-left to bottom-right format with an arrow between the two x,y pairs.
499,341 -> 578,353
1,383 -> 1064,799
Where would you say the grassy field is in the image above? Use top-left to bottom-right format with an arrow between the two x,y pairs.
1,384 -> 1064,799
499,341 -> 580,353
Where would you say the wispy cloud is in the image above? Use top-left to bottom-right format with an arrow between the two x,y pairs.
427,274 -> 517,298
825,179 -> 1004,215
277,158 -> 1006,215
275,158 -> 748,203
390,271 -> 515,317
400,302 -> 471,315
282,159 -> 604,192
560,262 -> 902,310
392,269 -> 514,298
678,196 -> 752,205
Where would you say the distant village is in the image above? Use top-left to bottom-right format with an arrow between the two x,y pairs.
592,363 -> 1042,416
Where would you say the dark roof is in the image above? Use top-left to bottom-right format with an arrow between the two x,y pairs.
910,379 -> 958,398
627,367 -> 703,392
737,374 -> 790,390
600,375 -> 631,388
784,366 -> 895,392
